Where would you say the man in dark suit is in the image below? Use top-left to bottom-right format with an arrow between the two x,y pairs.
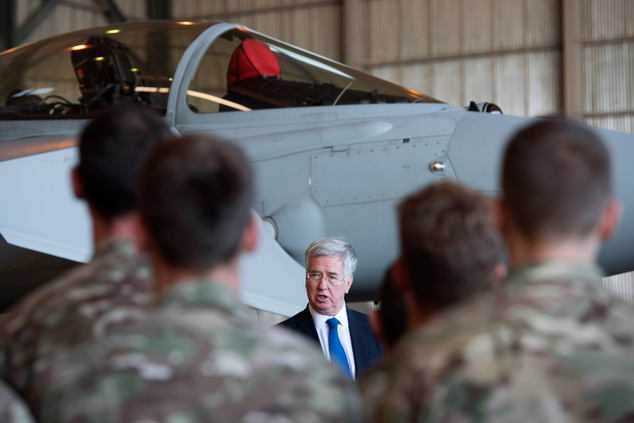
277,237 -> 383,379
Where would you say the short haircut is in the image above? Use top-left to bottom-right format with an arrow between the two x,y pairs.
305,237 -> 357,277
138,134 -> 254,271
399,181 -> 502,307
502,120 -> 612,240
77,105 -> 170,221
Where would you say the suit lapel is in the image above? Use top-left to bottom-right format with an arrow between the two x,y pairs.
295,306 -> 319,341
347,307 -> 367,373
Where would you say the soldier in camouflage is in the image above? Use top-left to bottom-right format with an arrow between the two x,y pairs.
33,134 -> 361,422
359,181 -> 504,422
0,105 -> 171,409
360,121 -> 634,422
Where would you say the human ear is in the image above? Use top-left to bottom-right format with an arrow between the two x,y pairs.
71,167 -> 85,199
240,213 -> 259,253
599,200 -> 622,242
492,197 -> 507,234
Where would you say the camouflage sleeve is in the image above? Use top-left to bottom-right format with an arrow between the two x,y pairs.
0,380 -> 36,423
358,361 -> 391,422
364,340 -> 634,423
0,250 -> 154,399
359,364 -> 428,423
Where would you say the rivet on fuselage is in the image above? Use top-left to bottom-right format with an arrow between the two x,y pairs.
430,161 -> 446,173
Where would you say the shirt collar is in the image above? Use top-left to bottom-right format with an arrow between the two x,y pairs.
308,303 -> 349,330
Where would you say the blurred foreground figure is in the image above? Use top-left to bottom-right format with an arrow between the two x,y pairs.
359,181 -> 503,422
35,134 -> 361,423
362,121 -> 634,422
0,105 -> 170,409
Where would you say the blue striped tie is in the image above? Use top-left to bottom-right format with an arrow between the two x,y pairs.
327,318 -> 352,379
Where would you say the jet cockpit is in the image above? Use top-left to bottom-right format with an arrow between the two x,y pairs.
0,22 -> 440,121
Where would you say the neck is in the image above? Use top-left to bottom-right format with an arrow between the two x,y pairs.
505,228 -> 600,270
404,291 -> 443,330
152,255 -> 241,298
90,209 -> 142,249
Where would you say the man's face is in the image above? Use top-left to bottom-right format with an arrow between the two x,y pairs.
305,255 -> 353,316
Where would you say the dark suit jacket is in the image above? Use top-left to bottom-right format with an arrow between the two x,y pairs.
277,305 -> 383,377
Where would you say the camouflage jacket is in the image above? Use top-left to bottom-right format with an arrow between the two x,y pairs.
360,261 -> 634,422
34,279 -> 362,423
0,237 -> 154,402
0,380 -> 35,423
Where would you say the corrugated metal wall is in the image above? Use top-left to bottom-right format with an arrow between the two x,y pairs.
580,0 -> 634,132
16,1 -> 147,45
360,0 -> 561,117
9,0 -> 634,132
171,0 -> 342,60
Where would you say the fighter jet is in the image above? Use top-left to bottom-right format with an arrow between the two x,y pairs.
1,21 -> 633,315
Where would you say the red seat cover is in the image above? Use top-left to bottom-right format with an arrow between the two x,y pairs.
227,39 -> 281,84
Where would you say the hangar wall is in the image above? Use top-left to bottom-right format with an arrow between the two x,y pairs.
16,1 -> 147,44
347,0 -> 561,119
171,0 -> 342,61
577,0 -> 634,132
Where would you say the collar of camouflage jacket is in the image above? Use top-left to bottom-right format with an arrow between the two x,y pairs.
504,261 -> 604,293
92,236 -> 138,261
160,279 -> 254,322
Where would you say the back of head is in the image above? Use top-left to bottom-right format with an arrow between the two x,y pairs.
399,181 -> 502,308
502,120 -> 612,241
138,134 -> 254,272
77,105 -> 170,221
304,237 -> 357,277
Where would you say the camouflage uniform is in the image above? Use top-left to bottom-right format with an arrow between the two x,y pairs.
0,237 -> 153,406
34,279 -> 362,423
360,261 -> 634,422
0,380 -> 35,423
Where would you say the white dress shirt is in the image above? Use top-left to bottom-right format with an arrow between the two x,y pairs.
308,303 -> 357,378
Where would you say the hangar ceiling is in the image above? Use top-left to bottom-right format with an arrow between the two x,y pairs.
1,0 -> 632,133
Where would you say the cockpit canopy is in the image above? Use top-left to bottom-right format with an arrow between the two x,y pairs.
0,21 -> 441,120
